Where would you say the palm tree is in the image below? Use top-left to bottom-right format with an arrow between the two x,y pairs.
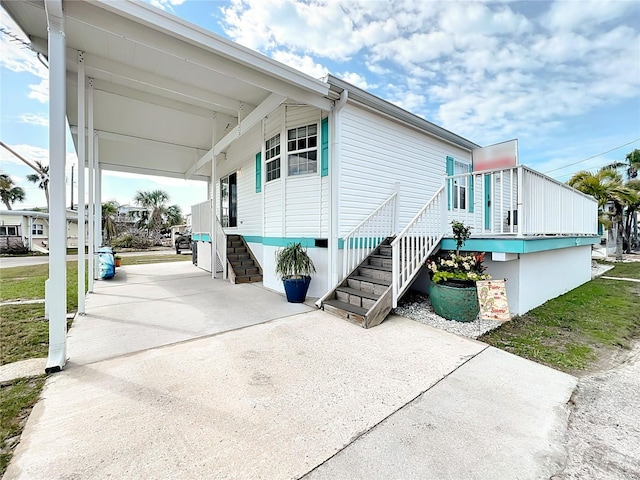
26,160 -> 50,209
102,200 -> 119,244
568,169 -> 634,259
165,205 -> 184,228
626,149 -> 640,179
134,189 -> 170,245
0,174 -> 26,210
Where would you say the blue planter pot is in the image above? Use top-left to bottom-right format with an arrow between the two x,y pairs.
430,282 -> 479,322
283,276 -> 311,303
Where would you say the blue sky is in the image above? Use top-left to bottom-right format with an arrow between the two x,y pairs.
1,0 -> 639,213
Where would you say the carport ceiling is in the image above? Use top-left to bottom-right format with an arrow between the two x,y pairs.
3,0 -> 331,181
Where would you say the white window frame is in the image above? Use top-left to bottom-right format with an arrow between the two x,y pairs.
287,123 -> 318,177
32,223 -> 44,235
265,133 -> 281,182
453,160 -> 470,210
0,225 -> 18,236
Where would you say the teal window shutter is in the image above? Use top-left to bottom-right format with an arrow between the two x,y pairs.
468,163 -> 474,213
321,117 -> 329,177
255,152 -> 261,193
446,156 -> 454,210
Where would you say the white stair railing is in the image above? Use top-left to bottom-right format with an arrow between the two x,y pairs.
215,215 -> 227,279
342,192 -> 398,279
391,186 -> 446,307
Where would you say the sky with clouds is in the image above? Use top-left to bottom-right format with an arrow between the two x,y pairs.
1,0 -> 639,213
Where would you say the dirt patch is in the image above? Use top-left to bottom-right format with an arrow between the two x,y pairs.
554,342 -> 640,479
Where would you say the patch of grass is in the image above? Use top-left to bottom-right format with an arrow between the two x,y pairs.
0,305 -> 48,365
0,376 -> 46,476
480,263 -> 640,374
119,254 -> 190,266
597,260 -> 640,279
0,261 -> 85,311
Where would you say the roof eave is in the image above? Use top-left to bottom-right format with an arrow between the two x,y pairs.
325,74 -> 480,152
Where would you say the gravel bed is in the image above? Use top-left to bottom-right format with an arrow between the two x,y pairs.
392,292 -> 502,339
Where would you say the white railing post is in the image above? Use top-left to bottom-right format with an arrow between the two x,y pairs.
517,165 -> 524,237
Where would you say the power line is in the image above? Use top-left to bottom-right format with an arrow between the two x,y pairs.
543,138 -> 640,175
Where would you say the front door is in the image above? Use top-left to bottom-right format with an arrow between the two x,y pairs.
221,173 -> 237,228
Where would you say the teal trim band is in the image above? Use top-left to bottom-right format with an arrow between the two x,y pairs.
440,235 -> 600,254
240,235 -> 320,248
192,233 -> 211,242
321,117 -> 329,177
255,152 -> 262,193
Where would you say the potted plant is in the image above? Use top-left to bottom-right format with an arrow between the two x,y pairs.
275,242 -> 316,303
426,221 -> 490,322
114,255 -> 122,267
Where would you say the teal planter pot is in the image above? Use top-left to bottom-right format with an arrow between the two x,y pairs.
430,282 -> 480,322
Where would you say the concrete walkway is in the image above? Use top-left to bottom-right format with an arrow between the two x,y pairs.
5,263 -> 577,479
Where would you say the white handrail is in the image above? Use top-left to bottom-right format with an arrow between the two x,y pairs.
342,192 -> 397,279
391,186 -> 445,307
215,216 -> 227,279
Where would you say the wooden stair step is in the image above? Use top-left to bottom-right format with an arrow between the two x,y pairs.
335,286 -> 380,301
360,264 -> 392,272
348,275 -> 391,286
323,299 -> 368,317
234,274 -> 263,283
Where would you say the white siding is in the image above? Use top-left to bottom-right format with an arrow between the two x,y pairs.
284,105 -> 324,237
264,180 -> 283,236
219,124 -> 262,236
320,175 -> 329,237
338,103 -> 471,236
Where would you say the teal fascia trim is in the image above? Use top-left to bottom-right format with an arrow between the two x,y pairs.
440,235 -> 601,254
238,235 -> 319,248
192,233 -> 211,242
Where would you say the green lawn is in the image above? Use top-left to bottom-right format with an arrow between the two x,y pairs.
480,263 -> 640,373
597,260 -> 640,279
0,376 -> 46,475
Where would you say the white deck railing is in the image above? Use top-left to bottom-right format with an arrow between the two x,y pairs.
445,165 -> 598,236
215,215 -> 227,279
391,186 -> 446,308
342,192 -> 397,280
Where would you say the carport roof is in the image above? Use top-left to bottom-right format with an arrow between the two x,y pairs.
2,0 -> 332,181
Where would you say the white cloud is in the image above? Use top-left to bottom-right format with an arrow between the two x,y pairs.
218,0 -> 639,151
271,51 -> 328,79
19,113 -> 48,127
148,0 -> 186,12
336,71 -> 372,90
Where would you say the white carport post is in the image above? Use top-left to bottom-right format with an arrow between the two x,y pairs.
77,50 -> 86,314
87,78 -> 95,291
96,165 -> 102,248
44,0 -> 67,373
211,114 -> 217,279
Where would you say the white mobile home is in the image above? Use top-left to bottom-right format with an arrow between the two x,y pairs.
2,0 -> 598,369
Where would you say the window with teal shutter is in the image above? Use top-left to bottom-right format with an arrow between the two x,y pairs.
255,152 -> 261,193
321,117 -> 329,177
446,156 -> 454,210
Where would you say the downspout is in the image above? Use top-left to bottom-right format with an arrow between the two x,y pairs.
44,0 -> 67,373
328,89 -> 348,289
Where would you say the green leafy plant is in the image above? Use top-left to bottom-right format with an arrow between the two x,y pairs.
275,242 -> 316,279
428,252 -> 491,284
451,220 -> 471,255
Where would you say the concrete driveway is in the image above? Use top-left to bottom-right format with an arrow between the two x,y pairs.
5,262 -> 577,479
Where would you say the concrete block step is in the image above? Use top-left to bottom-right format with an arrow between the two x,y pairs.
234,274 -> 263,284
360,264 -> 392,272
234,267 -> 260,276
228,253 -> 250,262
227,247 -> 247,254
335,286 -> 380,301
230,259 -> 256,267
368,255 -> 393,268
348,275 -> 391,286
323,299 -> 368,317
227,241 -> 244,248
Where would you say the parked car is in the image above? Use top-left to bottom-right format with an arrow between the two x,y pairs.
174,229 -> 191,254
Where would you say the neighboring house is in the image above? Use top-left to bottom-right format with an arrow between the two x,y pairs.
0,209 -> 84,252
115,204 -> 147,234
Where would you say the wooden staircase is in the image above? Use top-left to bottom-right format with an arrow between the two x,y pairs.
320,239 -> 394,329
227,235 -> 263,284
